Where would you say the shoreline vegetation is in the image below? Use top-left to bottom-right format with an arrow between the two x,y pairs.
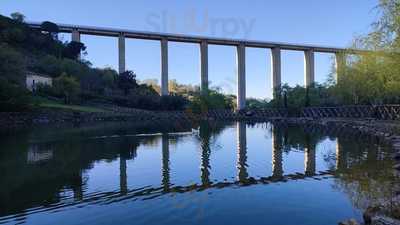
1,0 -> 400,115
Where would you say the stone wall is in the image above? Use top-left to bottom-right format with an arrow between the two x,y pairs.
0,110 -> 191,130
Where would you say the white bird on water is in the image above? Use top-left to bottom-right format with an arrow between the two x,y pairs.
191,127 -> 200,135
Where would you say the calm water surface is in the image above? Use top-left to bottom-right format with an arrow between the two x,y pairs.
0,121 -> 397,225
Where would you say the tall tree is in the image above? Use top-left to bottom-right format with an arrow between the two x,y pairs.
117,70 -> 138,96
40,21 -> 59,40
10,12 -> 25,23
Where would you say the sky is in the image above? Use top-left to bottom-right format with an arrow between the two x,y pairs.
1,0 -> 380,99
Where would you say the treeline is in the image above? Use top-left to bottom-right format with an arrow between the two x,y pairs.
0,13 -> 188,111
263,0 -> 400,109
2,0 -> 399,113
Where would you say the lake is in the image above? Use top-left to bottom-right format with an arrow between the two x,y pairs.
0,121 -> 397,225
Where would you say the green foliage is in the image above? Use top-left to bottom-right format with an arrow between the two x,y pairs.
10,12 -> 25,23
40,21 -> 59,38
53,73 -> 81,104
246,98 -> 270,109
265,1 -> 400,108
117,70 -> 138,96
0,77 -> 32,112
188,88 -> 235,113
0,44 -> 25,84
332,0 -> 400,105
111,93 -> 188,111
62,41 -> 86,60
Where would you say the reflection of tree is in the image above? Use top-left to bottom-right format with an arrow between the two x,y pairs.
162,134 -> 170,192
0,132 -> 159,216
2,120 -> 397,220
199,123 -> 211,187
272,125 -> 283,178
332,138 -> 398,212
0,120 -> 230,217
271,124 -> 324,154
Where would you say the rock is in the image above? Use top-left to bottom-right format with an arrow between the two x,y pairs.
364,206 -> 382,225
339,219 -> 359,225
370,216 -> 400,225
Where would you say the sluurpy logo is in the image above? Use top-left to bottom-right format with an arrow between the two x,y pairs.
145,9 -> 256,39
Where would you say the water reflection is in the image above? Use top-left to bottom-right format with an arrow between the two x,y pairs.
237,122 -> 248,183
0,121 -> 397,225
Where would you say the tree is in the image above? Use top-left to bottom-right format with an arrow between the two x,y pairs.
10,12 -> 25,23
117,70 -> 138,96
0,44 -> 25,85
54,73 -> 80,104
0,77 -> 32,112
141,79 -> 160,94
41,21 -> 59,39
63,41 -> 86,60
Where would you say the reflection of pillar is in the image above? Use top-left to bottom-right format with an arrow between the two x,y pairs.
304,147 -> 316,176
72,171 -> 83,201
162,134 -> 170,191
200,124 -> 211,187
272,125 -> 283,178
237,122 -> 248,182
336,138 -> 347,170
119,156 -> 128,195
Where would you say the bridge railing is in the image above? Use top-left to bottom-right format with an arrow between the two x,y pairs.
301,105 -> 400,120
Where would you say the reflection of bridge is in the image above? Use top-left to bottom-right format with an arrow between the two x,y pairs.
0,122 -> 362,223
27,22 -> 361,109
117,122 -> 345,195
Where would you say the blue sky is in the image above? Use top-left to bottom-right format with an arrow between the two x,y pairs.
1,0 -> 379,98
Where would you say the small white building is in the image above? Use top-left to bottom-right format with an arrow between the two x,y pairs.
26,72 -> 53,92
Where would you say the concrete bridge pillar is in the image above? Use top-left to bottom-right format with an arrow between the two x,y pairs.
161,38 -> 169,96
271,47 -> 282,99
236,44 -> 246,110
304,50 -> 315,87
71,29 -> 81,59
200,40 -> 209,95
71,29 -> 81,42
118,34 -> 126,74
335,52 -> 346,83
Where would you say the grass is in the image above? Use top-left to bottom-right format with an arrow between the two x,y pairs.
33,96 -> 109,113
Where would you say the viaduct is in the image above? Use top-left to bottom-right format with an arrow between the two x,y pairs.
28,22 -> 356,110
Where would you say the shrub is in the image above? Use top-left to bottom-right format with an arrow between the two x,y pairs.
0,77 -> 32,112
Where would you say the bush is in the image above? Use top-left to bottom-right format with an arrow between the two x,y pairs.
188,89 -> 235,114
53,73 -> 81,104
0,77 -> 32,112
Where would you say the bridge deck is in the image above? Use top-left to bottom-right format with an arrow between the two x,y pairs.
27,22 -> 351,53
